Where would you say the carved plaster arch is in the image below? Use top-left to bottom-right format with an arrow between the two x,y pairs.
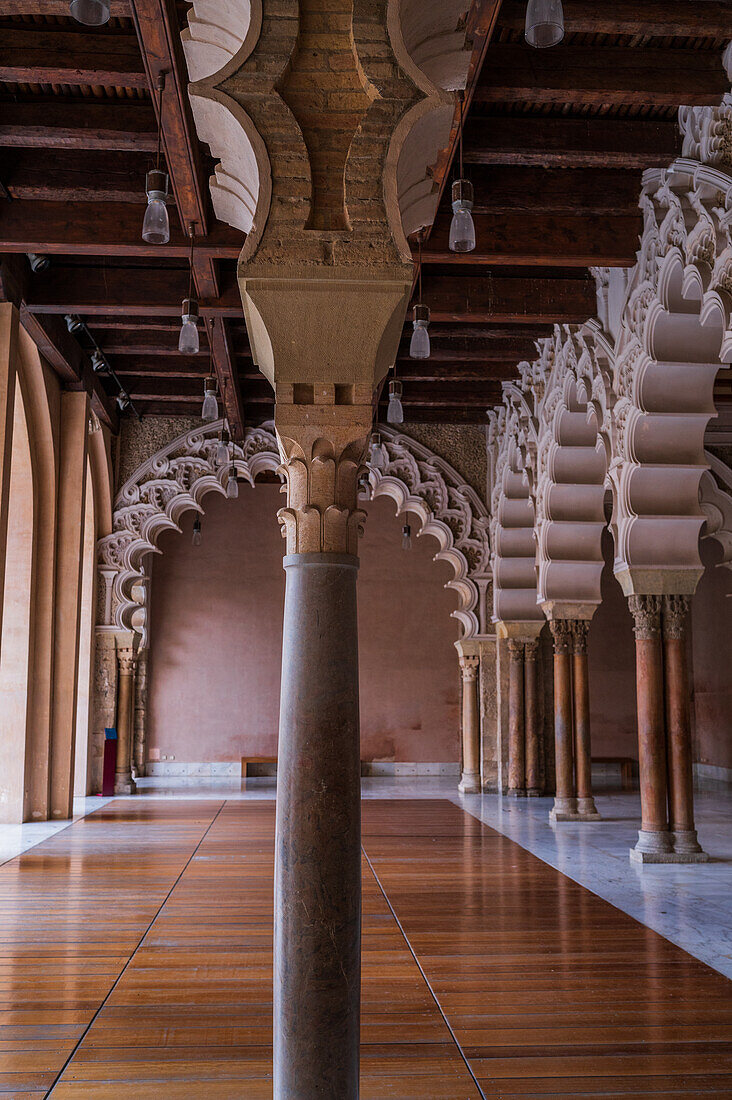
98,420 -> 491,646
700,450 -> 732,571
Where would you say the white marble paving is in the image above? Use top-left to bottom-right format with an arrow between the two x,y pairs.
0,795 -> 114,866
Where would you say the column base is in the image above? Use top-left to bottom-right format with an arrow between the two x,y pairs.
577,796 -> 601,819
629,828 -> 673,862
114,775 -> 135,796
506,788 -> 527,798
630,847 -> 709,864
458,772 -> 481,794
549,796 -> 577,821
673,828 -> 707,857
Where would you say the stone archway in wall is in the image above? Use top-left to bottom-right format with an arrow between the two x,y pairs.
97,420 -> 492,647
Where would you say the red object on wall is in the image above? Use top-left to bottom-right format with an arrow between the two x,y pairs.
102,731 -> 117,796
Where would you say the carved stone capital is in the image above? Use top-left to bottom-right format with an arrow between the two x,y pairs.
507,638 -> 525,661
459,654 -> 479,682
549,619 -> 573,655
571,620 -> 589,655
117,648 -> 137,676
524,639 -> 539,662
277,418 -> 370,555
628,594 -> 663,640
662,594 -> 691,640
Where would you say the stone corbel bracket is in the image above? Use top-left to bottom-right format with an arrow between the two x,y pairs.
181,0 -> 455,248
701,450 -> 732,571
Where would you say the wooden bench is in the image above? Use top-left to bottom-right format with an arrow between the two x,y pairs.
592,756 -> 636,790
241,756 -> 277,778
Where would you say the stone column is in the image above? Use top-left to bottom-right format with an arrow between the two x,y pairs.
273,423 -> 367,1100
628,595 -> 672,861
571,621 -> 600,820
507,639 -> 526,796
115,647 -> 136,796
49,391 -> 90,819
133,647 -> 148,777
662,595 -> 707,860
549,620 -> 577,821
0,302 -> 19,645
523,639 -> 541,796
457,645 -> 481,793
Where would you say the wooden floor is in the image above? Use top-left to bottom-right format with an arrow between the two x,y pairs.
0,799 -> 730,1098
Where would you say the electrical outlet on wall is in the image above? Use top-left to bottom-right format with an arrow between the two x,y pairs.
149,748 -> 160,762
162,754 -> 167,760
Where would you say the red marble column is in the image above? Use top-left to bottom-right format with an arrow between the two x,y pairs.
628,595 -> 672,860
662,595 -> 707,859
571,621 -> 600,820
549,620 -> 577,820
524,639 -> 541,796
507,639 -> 526,796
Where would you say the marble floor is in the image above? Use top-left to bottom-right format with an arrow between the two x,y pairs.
1,778 -> 730,982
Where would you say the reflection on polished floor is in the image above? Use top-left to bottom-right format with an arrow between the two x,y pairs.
1,795 -> 731,1098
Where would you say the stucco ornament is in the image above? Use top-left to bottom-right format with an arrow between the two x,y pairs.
98,420 -> 491,645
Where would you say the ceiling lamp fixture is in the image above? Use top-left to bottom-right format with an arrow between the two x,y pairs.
64,314 -> 84,334
401,518 -> 412,551
449,92 -> 475,254
226,463 -> 239,500
216,425 -> 230,466
192,515 -> 203,546
368,431 -> 388,472
91,350 -> 110,375
201,375 -> 218,422
142,73 -> 170,245
69,0 -> 109,26
525,0 -> 564,48
409,234 -> 430,360
117,392 -> 131,412
386,379 -> 404,425
26,252 -> 50,273
179,224 -> 200,354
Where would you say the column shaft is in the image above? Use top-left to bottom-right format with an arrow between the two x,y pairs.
524,640 -> 541,796
507,640 -> 526,796
114,650 -> 135,796
458,654 -> 481,793
0,302 -> 19,645
629,596 -> 672,859
662,596 -> 705,857
550,620 -> 577,820
274,553 -> 361,1100
571,622 -> 599,819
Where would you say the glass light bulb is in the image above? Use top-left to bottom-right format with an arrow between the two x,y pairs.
69,0 -> 109,24
216,441 -> 229,466
449,202 -> 476,253
202,389 -> 218,422
387,392 -> 404,425
142,194 -> 170,245
368,440 -> 387,471
525,0 -> 564,47
192,520 -> 202,547
226,469 -> 239,499
179,318 -> 199,355
409,320 -> 430,360
402,523 -> 412,551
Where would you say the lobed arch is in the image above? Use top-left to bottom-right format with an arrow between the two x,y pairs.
98,421 -> 492,645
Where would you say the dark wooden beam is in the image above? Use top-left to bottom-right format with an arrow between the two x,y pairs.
378,406 -> 493,425
2,149 -> 151,204
0,200 -> 243,259
421,274 -> 596,323
463,116 -> 679,169
0,102 -> 157,152
0,28 -> 148,90
393,362 -> 519,382
463,166 -> 642,216
496,0 -> 732,38
113,356 -> 210,377
2,0 -> 131,13
475,45 -> 727,108
422,212 -> 641,267
205,317 -> 247,441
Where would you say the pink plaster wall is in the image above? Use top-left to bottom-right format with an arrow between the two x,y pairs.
691,538 -> 732,771
147,484 -> 460,763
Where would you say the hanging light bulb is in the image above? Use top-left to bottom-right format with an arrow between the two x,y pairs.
449,93 -> 476,253
226,465 -> 239,500
201,376 -> 218,422
142,169 -> 170,244
216,426 -> 230,467
142,75 -> 170,244
91,350 -> 109,375
368,431 -> 388,472
387,379 -> 404,425
525,0 -> 564,48
402,521 -> 412,551
69,0 -> 109,25
409,302 -> 431,360
179,299 -> 200,354
192,516 -> 203,547
65,314 -> 84,334
117,393 -> 131,412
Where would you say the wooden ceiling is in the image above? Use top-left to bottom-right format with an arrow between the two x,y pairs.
0,0 -> 729,432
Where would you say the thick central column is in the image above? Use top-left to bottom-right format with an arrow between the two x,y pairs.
571,622 -> 600,820
275,552 -> 361,1097
549,619 -> 576,820
507,639 -> 526,796
523,639 -> 541,797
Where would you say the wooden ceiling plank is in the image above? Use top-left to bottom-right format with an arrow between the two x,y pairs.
0,28 -> 148,90
475,45 -> 728,108
24,265 -> 242,316
421,274 -> 596,324
495,0 -> 732,39
0,102 -> 157,152
465,166 -> 642,216
2,0 -> 131,13
2,148 -> 151,205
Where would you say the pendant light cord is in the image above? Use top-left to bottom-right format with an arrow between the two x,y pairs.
155,72 -> 165,174
187,223 -> 194,301
458,91 -> 464,180
418,233 -> 423,305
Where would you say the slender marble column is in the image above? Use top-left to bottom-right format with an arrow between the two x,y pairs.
549,620 -> 577,820
524,639 -> 541,796
662,596 -> 707,859
133,648 -> 148,777
114,649 -> 136,796
571,621 -> 600,820
458,653 -> 481,793
628,595 -> 672,860
507,639 -> 526,796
